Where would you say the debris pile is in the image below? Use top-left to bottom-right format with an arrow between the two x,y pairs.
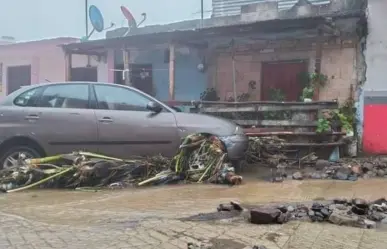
246,137 -> 318,166
0,133 -> 242,192
274,157 -> 387,182
218,198 -> 387,229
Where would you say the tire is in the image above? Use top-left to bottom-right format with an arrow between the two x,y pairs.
0,146 -> 42,170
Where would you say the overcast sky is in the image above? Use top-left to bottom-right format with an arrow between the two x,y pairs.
0,0 -> 212,41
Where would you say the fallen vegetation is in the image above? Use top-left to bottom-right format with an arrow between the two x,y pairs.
0,133 -> 242,193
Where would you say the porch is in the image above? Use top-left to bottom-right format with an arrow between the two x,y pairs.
61,4 -> 363,107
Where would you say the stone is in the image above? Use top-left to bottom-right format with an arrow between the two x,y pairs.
320,208 -> 331,217
367,171 -> 376,177
252,246 -> 268,249
310,172 -> 322,179
250,208 -> 281,224
328,210 -> 360,227
377,169 -> 386,177
217,204 -> 234,212
334,168 -> 351,180
347,175 -> 358,181
287,205 -> 295,212
362,162 -> 374,172
351,165 -> 362,175
352,205 -> 367,215
308,210 -> 315,216
381,217 -> 387,224
331,204 -> 348,211
311,203 -> 323,211
276,212 -> 290,224
292,172 -> 303,180
315,159 -> 330,170
230,201 -> 243,211
368,212 -> 386,221
353,198 -> 368,208
362,219 -> 377,229
277,205 -> 288,213
272,176 -> 284,183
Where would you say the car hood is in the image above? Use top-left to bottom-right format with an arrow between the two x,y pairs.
173,112 -> 237,137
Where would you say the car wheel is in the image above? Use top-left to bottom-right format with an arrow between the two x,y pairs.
0,146 -> 42,170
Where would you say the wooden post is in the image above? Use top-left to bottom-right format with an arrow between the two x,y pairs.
64,52 -> 72,81
123,49 -> 131,86
169,44 -> 175,100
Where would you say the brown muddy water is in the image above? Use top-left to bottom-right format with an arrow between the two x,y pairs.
0,178 -> 386,226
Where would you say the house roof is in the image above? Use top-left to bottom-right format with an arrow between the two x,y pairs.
61,0 -> 365,53
212,0 -> 331,17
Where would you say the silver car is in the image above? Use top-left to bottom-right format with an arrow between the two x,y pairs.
0,82 -> 248,169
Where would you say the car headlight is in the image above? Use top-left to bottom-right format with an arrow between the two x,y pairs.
234,125 -> 244,135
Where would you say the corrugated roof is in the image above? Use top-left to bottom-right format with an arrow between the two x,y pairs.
212,0 -> 331,17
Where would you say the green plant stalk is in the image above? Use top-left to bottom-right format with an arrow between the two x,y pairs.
197,158 -> 217,183
7,166 -> 75,193
25,155 -> 63,165
78,152 -> 124,162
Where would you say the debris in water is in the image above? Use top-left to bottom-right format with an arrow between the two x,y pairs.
0,133 -> 243,192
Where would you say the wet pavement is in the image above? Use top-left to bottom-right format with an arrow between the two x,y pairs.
0,178 -> 387,249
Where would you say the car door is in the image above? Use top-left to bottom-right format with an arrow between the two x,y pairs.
92,84 -> 180,158
23,83 -> 99,155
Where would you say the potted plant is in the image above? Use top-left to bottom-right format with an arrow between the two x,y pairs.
315,117 -> 332,142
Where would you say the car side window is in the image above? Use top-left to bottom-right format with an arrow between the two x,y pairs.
93,84 -> 152,111
14,88 -> 39,107
36,84 -> 89,109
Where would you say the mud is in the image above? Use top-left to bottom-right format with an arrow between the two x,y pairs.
0,177 -> 386,228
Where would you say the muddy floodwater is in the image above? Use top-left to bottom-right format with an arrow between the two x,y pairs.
0,178 -> 386,226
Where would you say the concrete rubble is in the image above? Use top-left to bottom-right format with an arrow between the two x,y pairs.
217,198 -> 387,229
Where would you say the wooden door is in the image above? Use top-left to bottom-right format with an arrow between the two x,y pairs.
261,61 -> 307,101
7,65 -> 31,94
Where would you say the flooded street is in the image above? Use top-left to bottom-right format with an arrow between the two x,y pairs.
1,178 -> 387,248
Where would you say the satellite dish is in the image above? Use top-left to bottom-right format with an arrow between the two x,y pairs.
89,5 -> 104,32
120,6 -> 137,29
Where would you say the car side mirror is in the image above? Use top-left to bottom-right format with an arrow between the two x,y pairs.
146,101 -> 162,113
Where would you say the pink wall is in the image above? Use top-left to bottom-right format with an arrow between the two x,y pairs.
0,37 -> 112,97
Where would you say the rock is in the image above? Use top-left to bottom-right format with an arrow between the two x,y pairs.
362,219 -> 377,229
287,205 -> 295,212
272,176 -> 284,183
252,246 -> 268,249
362,162 -> 374,172
250,208 -> 281,224
292,172 -> 303,180
381,217 -> 387,224
333,198 -> 348,204
328,210 -> 361,227
276,212 -> 290,224
310,172 -> 322,179
217,204 -> 234,212
347,175 -> 358,181
311,203 -> 323,211
372,198 -> 387,205
331,204 -> 348,211
353,198 -> 368,208
367,171 -> 376,177
277,205 -> 287,213
308,210 -> 315,216
368,212 -> 386,221
230,201 -> 243,211
352,206 -> 367,215
320,208 -> 331,217
315,159 -> 330,170
334,169 -> 350,180
377,169 -> 386,177
351,165 -> 362,175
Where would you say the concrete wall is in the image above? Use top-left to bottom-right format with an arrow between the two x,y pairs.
117,47 -> 207,101
362,0 -> 387,154
212,41 -> 357,102
0,38 -> 109,97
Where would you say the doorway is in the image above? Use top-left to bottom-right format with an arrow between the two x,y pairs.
261,60 -> 307,101
113,63 -> 154,96
7,65 -> 31,94
71,67 -> 98,82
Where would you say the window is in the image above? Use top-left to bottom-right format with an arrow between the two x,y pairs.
36,84 -> 89,109
93,85 -> 151,111
14,88 -> 38,107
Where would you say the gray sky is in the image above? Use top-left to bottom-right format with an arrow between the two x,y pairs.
0,0 -> 212,41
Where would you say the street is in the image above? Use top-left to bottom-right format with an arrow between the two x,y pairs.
0,178 -> 386,249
